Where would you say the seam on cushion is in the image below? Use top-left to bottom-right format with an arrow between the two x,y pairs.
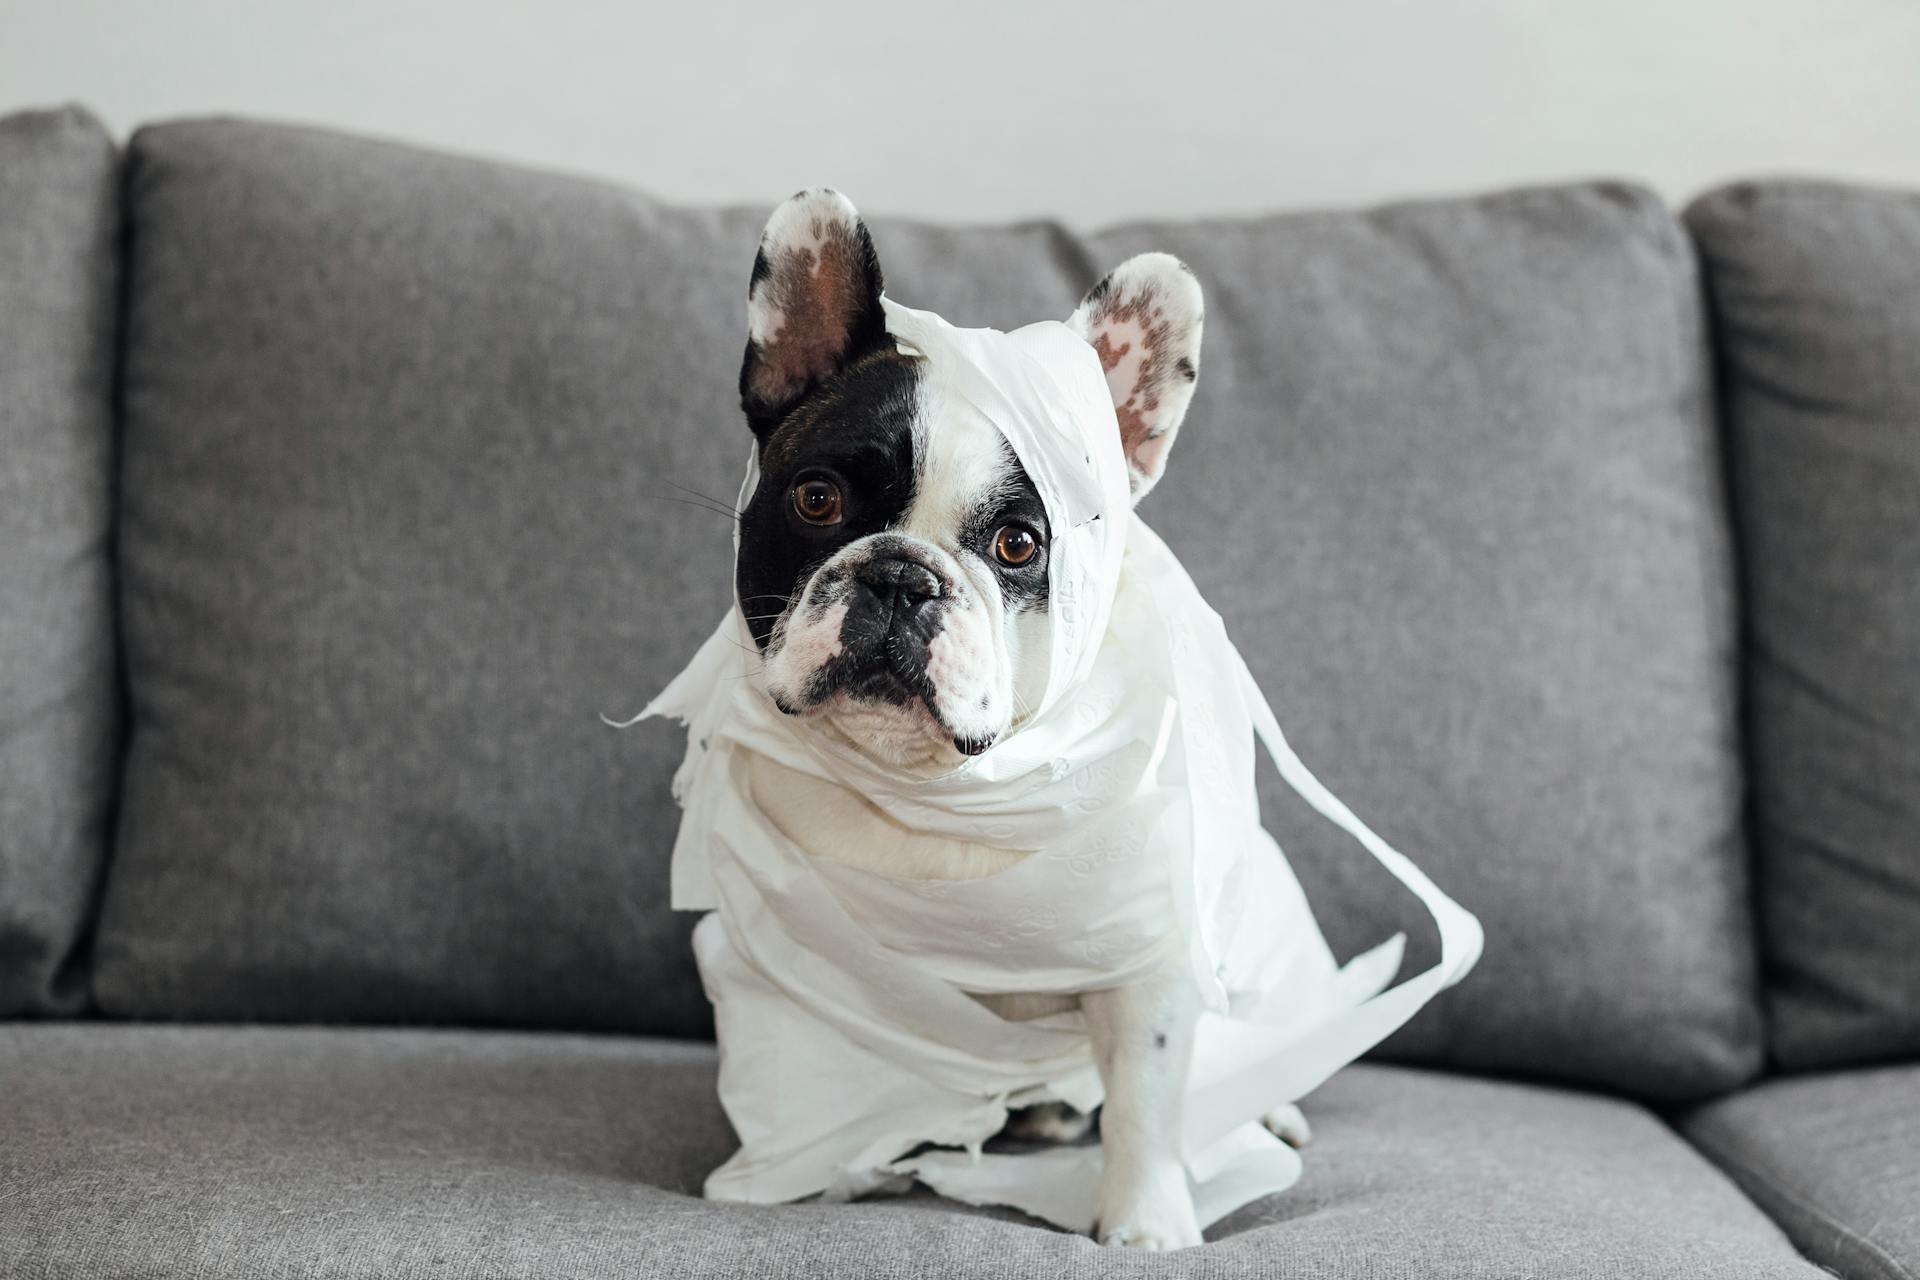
1687,179 -> 1796,1083
75,127 -> 142,1018
1654,173 -> 1769,1095
1688,1123 -> 1915,1280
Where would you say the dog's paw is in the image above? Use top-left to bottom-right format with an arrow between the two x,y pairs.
1094,1172 -> 1202,1251
1096,1203 -> 1203,1251
1261,1103 -> 1312,1149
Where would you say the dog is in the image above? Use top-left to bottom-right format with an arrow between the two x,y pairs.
725,189 -> 1307,1251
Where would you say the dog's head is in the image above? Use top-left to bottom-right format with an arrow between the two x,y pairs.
735,190 -> 1203,769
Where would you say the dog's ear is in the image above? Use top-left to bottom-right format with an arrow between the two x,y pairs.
1066,253 -> 1203,502
739,189 -> 888,437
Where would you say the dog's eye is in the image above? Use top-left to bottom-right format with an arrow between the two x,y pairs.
792,478 -> 843,526
993,524 -> 1041,567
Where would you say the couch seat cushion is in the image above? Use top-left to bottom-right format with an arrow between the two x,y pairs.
1684,1064 -> 1920,1280
1686,180 -> 1920,1070
0,1024 -> 1821,1279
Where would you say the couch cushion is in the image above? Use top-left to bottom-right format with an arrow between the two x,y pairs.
1100,187 -> 1756,1100
95,118 -> 1758,1098
0,1024 -> 1824,1279
1684,1064 -> 1920,1280
1687,181 -> 1920,1071
93,120 -> 1079,1036
0,106 -> 121,1015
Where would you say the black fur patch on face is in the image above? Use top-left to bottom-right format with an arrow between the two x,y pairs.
736,350 -> 921,649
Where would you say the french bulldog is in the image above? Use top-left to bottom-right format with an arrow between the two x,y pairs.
728,189 -> 1307,1251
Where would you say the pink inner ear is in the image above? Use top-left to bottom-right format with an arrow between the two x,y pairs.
748,226 -> 868,406
1090,313 -> 1172,481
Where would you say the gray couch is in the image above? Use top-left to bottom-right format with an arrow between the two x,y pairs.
2,104 -> 1915,1279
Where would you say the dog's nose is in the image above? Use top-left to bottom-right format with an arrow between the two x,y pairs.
855,555 -> 944,607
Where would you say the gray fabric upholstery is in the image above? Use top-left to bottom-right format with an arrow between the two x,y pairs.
0,1024 -> 1822,1279
1684,1064 -> 1920,1280
0,106 -> 121,1015
1687,181 -> 1920,1071
96,118 -> 1759,1099
93,121 -> 1077,1036
1094,188 -> 1756,1099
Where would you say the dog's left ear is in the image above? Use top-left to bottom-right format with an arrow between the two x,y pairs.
739,189 -> 888,437
1067,253 -> 1203,502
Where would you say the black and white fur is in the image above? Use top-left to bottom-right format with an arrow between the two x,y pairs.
730,190 -> 1303,1251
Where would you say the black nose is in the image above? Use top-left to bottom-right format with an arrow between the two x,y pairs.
855,555 -> 944,607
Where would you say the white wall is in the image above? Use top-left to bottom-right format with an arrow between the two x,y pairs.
7,0 -> 1919,227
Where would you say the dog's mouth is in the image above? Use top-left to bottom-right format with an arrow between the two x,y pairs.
772,654 -> 998,759
839,658 -> 924,708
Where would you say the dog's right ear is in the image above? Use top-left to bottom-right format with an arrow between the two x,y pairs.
739,189 -> 887,437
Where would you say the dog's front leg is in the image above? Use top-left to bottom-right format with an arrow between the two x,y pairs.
1081,967 -> 1202,1250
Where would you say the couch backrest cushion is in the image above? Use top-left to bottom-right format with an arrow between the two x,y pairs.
1091,191 -> 1757,1100
0,107 -> 121,1016
1687,181 -> 1920,1071
94,119 -> 1759,1098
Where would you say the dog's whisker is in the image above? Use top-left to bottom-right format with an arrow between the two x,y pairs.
664,479 -> 743,517
656,494 -> 741,522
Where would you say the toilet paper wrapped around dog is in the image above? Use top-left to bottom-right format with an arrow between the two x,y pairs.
637,296 -> 1483,1231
